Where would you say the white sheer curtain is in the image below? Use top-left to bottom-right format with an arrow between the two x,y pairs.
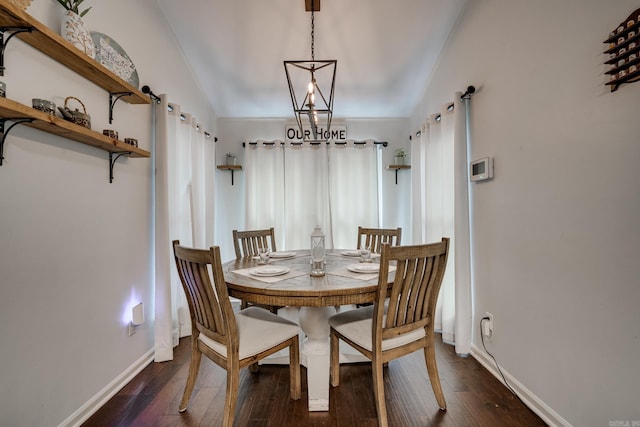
244,141 -> 286,246
410,93 -> 472,355
154,96 -> 212,362
282,143 -> 332,249
244,141 -> 379,250
327,141 -> 379,248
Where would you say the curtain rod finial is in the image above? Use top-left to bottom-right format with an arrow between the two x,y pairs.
461,85 -> 476,99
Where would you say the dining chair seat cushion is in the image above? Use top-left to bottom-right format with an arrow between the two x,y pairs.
199,306 -> 300,360
329,305 -> 425,352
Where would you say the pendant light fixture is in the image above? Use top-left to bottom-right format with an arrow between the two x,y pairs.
284,0 -> 336,142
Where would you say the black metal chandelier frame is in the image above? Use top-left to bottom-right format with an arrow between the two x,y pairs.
284,0 -> 336,142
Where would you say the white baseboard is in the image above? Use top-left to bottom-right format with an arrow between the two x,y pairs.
470,344 -> 570,427
58,349 -> 155,427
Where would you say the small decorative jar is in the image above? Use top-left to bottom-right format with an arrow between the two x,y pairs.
103,129 -> 119,139
124,138 -> 138,147
0,81 -> 5,98
32,98 -> 56,115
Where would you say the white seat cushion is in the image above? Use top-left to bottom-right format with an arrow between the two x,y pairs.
329,305 -> 425,352
199,306 -> 300,360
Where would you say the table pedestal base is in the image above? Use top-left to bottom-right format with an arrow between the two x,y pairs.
298,306 -> 334,411
266,305 -> 367,411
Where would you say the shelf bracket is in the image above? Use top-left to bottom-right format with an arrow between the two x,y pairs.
394,168 -> 399,185
109,151 -> 131,183
0,118 -> 35,166
0,26 -> 33,76
108,92 -> 133,124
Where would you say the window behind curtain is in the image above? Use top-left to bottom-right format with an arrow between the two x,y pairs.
245,141 -> 380,250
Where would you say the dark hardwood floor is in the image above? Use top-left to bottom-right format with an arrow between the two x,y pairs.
83,335 -> 546,426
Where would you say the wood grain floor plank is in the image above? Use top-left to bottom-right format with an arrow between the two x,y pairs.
82,335 -> 547,427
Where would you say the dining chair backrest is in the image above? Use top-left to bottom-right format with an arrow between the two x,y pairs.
173,240 -> 301,426
232,227 -> 277,259
375,238 -> 449,342
173,240 -> 235,348
357,226 -> 402,254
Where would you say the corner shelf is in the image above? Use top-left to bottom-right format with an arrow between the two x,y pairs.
217,164 -> 242,185
386,164 -> 410,184
0,2 -> 149,105
0,97 -> 150,182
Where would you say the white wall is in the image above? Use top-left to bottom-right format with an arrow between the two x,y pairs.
214,117 -> 411,262
0,1 -> 215,425
411,1 -> 640,425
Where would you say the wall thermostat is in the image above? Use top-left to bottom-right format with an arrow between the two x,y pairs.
469,157 -> 494,182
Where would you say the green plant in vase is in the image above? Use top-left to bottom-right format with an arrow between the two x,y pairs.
225,152 -> 237,166
56,0 -> 92,17
394,148 -> 406,165
56,0 -> 95,58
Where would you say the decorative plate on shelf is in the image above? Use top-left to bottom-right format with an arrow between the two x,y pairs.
90,32 -> 139,89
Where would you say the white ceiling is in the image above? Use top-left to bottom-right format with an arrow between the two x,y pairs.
156,0 -> 467,119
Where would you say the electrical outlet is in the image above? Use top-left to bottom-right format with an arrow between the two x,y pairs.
482,312 -> 494,341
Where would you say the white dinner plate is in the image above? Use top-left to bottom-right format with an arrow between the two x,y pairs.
341,250 -> 361,257
249,266 -> 291,277
270,251 -> 296,258
347,263 -> 380,273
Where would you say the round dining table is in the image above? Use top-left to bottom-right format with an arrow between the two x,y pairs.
223,249 -> 394,412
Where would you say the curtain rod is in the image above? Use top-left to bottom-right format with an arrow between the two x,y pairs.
242,141 -> 388,147
148,86 -> 215,140
410,85 -> 476,139
141,85 -> 161,104
461,85 -> 476,100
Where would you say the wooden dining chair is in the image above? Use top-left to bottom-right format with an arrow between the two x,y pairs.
357,226 -> 402,254
172,240 -> 301,427
329,238 -> 450,427
232,227 -> 281,312
232,227 -> 277,259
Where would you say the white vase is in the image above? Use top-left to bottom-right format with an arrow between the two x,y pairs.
62,10 -> 95,59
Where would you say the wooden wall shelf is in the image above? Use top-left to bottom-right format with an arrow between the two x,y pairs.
217,164 -> 242,185
0,2 -> 149,104
386,164 -> 410,184
0,97 -> 149,182
0,3 -> 151,182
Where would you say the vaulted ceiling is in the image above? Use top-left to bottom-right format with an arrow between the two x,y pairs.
156,0 -> 468,118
